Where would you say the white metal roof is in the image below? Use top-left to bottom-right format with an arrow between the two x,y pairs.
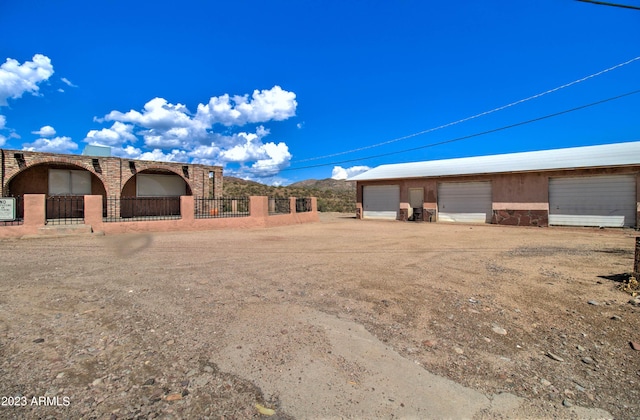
348,141 -> 640,181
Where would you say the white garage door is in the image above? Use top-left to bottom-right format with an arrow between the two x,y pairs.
363,185 -> 399,219
549,175 -> 636,227
438,181 -> 492,223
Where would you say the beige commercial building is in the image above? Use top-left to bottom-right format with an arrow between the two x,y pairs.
350,141 -> 640,228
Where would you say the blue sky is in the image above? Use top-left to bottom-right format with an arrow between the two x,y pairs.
0,1 -> 638,185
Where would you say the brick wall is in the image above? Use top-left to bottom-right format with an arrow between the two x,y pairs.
1,149 -> 223,198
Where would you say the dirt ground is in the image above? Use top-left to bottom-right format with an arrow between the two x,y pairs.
1,213 -> 639,419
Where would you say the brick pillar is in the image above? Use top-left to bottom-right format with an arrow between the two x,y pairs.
290,197 -> 297,214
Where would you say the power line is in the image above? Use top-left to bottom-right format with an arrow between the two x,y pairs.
293,55 -> 640,163
576,0 -> 640,10
281,88 -> 640,172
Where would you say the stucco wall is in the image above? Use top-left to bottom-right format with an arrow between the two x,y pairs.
0,195 -> 319,238
491,172 -> 549,209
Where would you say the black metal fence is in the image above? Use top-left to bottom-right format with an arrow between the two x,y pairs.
296,198 -> 312,213
195,197 -> 250,218
0,196 -> 24,226
46,195 -> 84,225
268,197 -> 290,215
104,196 -> 181,222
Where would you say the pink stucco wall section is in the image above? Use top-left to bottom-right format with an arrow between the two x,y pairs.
0,195 -> 318,238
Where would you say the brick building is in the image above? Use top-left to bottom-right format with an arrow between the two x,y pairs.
1,149 -> 223,199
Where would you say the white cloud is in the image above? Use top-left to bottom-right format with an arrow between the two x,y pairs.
104,97 -> 209,150
96,87 -> 297,179
331,165 -> 371,180
84,121 -> 137,146
219,131 -> 264,162
188,144 -> 222,162
217,126 -> 292,176
138,148 -> 188,163
23,136 -> 78,153
111,145 -> 143,159
0,114 -> 20,144
61,77 -> 77,88
249,142 -> 292,177
0,54 -> 54,106
196,85 -> 297,126
31,125 -> 56,137
106,97 -> 197,130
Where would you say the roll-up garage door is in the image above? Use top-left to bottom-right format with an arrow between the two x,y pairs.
363,185 -> 399,219
437,181 -> 492,223
549,175 -> 636,227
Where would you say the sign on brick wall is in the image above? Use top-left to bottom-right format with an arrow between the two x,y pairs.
0,197 -> 16,221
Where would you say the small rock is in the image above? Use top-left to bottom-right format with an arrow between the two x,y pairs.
56,372 -> 65,379
562,398 -> 573,407
453,347 -> 464,354
611,315 -> 622,321
541,379 -> 551,386
492,325 -> 507,335
587,300 -> 599,306
422,340 -> 436,347
581,357 -> 594,365
150,391 -> 163,402
165,393 -> 182,401
630,341 -> 640,351
33,338 -> 45,343
143,378 -> 155,386
546,351 -> 564,362
577,345 -> 585,352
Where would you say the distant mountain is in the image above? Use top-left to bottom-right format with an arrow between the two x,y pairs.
223,177 -> 356,213
223,176 -> 264,187
289,178 -> 356,191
